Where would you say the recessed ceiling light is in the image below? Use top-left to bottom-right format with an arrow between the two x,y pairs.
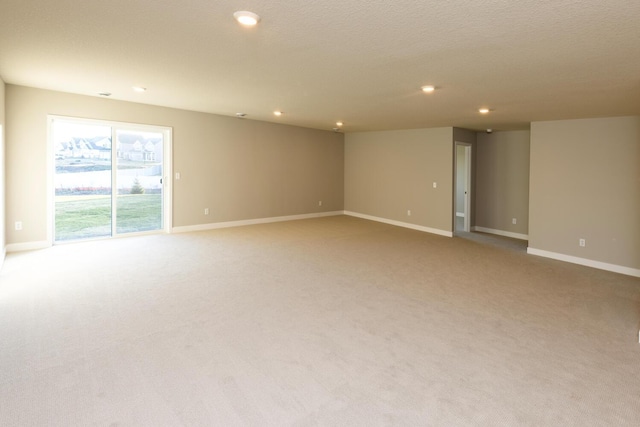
479,108 -> 491,114
336,121 -> 343,127
234,11 -> 260,26
133,86 -> 146,93
274,111 -> 283,116
421,85 -> 436,93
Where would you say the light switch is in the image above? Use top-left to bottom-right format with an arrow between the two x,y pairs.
433,182 -> 437,188
175,172 -> 181,180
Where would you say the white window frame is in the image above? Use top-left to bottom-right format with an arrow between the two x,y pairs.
47,115 -> 173,243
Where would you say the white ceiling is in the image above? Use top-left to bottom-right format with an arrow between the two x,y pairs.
1,0 -> 639,132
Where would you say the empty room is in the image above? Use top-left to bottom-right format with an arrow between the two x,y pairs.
1,1 -> 639,426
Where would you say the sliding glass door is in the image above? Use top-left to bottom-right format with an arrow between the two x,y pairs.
52,118 -> 170,242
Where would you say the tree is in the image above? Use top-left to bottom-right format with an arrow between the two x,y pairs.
130,177 -> 145,194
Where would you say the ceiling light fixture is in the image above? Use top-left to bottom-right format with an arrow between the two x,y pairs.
133,86 -> 146,93
236,113 -> 247,118
421,85 -> 436,93
336,121 -> 343,127
274,111 -> 283,116
98,92 -> 111,97
478,108 -> 491,114
234,11 -> 261,26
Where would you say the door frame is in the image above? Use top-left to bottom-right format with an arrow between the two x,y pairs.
454,141 -> 472,234
48,115 -> 173,244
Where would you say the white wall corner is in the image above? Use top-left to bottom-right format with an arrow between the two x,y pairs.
172,211 -> 344,234
527,247 -> 640,278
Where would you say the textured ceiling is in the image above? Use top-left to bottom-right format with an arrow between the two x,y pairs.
1,0 -> 639,132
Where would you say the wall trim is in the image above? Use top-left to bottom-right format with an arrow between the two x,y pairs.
7,212 -> 344,251
172,211 -> 344,233
473,226 -> 528,241
344,211 -> 453,237
527,247 -> 640,278
6,240 -> 51,253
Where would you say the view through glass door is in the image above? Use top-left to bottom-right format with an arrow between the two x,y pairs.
115,129 -> 164,234
52,118 -> 169,242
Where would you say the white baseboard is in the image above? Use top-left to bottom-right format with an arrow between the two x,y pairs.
344,211 -> 453,237
527,247 -> 640,278
473,226 -> 528,241
172,211 -> 344,233
6,240 -> 51,253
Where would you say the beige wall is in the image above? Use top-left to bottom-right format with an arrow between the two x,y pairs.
529,116 -> 639,269
5,85 -> 344,245
345,127 -> 453,232
476,130 -> 530,235
0,77 -> 5,257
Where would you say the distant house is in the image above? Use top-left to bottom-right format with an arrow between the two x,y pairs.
117,138 -> 161,162
55,136 -> 111,160
55,135 -> 161,163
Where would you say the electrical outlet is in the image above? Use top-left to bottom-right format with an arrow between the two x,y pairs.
15,221 -> 22,231
512,218 -> 517,225
579,238 -> 586,247
407,210 -> 411,216
204,208 -> 209,215
432,182 -> 437,188
318,200 -> 322,206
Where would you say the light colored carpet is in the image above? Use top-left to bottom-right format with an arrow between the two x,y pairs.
1,215 -> 639,426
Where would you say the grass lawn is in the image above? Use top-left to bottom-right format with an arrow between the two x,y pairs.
55,194 -> 162,241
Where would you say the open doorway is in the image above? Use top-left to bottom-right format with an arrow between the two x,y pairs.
454,142 -> 471,234
50,116 -> 172,243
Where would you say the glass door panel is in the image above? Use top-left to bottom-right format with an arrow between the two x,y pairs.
53,118 -> 167,243
53,121 -> 112,242
115,129 -> 163,234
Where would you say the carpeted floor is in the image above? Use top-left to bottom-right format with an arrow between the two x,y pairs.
1,215 -> 639,426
